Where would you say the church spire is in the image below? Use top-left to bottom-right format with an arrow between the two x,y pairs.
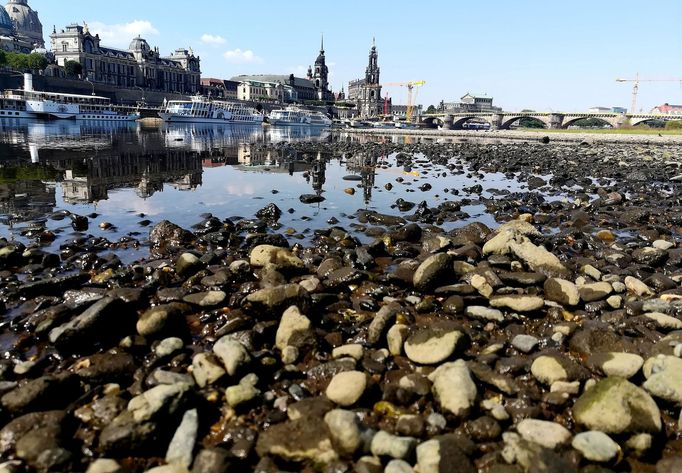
320,33 -> 324,53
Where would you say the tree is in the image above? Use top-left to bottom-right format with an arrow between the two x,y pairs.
425,105 -> 437,114
27,53 -> 48,71
64,60 -> 83,78
6,53 -> 29,72
0,50 -> 6,66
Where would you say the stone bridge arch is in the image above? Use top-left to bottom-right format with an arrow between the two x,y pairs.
628,116 -> 665,127
499,115 -> 551,129
451,115 -> 493,130
420,116 -> 444,128
561,114 -> 621,129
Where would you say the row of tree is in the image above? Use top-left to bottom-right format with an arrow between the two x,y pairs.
0,51 -> 48,72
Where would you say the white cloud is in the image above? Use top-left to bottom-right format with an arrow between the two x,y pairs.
87,20 -> 159,49
201,34 -> 226,45
223,49 -> 263,64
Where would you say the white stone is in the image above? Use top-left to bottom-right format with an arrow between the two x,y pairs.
466,305 -> 504,322
155,337 -> 184,358
191,353 -> 226,387
428,360 -> 477,416
213,336 -> 251,376
275,306 -> 311,351
625,276 -> 654,297
572,431 -> 620,462
387,324 -> 409,356
404,328 -> 464,365
531,356 -> 568,385
324,409 -> 362,456
516,419 -> 572,449
332,344 -> 364,360
511,334 -> 539,353
370,430 -> 417,460
326,371 -> 366,406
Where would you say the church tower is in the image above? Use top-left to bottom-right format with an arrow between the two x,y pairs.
361,39 -> 382,117
313,34 -> 329,100
366,38 -> 380,85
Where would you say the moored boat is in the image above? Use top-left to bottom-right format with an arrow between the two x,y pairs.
159,96 -> 263,124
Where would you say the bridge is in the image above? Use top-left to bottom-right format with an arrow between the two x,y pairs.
419,111 -> 676,129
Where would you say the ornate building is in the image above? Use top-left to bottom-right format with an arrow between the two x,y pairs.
348,40 -> 384,117
50,24 -> 200,94
0,0 -> 44,53
306,36 -> 333,101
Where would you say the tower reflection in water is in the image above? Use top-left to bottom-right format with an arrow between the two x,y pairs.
0,121 -> 335,225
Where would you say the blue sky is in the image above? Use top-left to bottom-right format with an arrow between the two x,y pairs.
30,0 -> 682,112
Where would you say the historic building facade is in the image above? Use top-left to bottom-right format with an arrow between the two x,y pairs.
0,0 -> 44,53
348,40 -> 384,117
50,24 -> 200,94
231,37 -> 334,104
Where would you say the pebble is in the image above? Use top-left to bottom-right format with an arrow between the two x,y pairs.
465,306 -> 504,322
324,409 -> 362,455
326,371 -> 367,406
511,334 -> 539,353
624,276 -> 654,297
516,418 -> 572,449
490,295 -> 544,312
544,278 -> 580,306
428,360 -> 477,416
572,431 -> 620,462
404,328 -> 465,364
370,430 -> 417,460
155,337 -> 184,358
578,282 -> 613,302
165,409 -> 198,468
573,377 -> 661,433
589,352 -> 643,378
331,344 -> 364,360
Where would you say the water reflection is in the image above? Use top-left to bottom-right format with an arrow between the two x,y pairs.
0,121 -> 335,227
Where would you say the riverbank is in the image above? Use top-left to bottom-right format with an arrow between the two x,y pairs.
0,138 -> 680,472
337,126 -> 682,144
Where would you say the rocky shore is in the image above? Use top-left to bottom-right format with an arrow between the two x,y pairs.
0,139 -> 681,473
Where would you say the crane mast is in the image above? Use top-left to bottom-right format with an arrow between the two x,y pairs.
616,74 -> 682,113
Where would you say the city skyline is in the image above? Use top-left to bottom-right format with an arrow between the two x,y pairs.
29,0 -> 682,112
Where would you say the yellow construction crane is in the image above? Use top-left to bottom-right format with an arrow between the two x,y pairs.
616,74 -> 682,113
382,81 -> 426,121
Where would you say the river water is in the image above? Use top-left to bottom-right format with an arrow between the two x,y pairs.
0,120 -> 536,262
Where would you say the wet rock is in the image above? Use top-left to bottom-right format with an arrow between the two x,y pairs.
508,238 -> 569,278
74,352 -> 136,384
571,431 -> 620,463
191,353 -> 225,388
255,418 -> 337,464
213,336 -> 251,376
370,431 -> 417,460
416,435 -> 476,473
191,448 -> 231,473
0,410 -> 66,455
511,334 -> 539,353
85,459 -> 124,473
466,305 -> 504,322
242,284 -> 309,316
150,220 -> 194,253
324,409 -> 362,456
642,355 -> 682,403
250,245 -> 303,270
573,377 -> 661,433
1,373 -> 80,413
49,297 -> 131,352
624,276 -> 654,297
183,291 -> 226,307
544,278 -> 580,306
429,360 -> 477,417
256,203 -> 282,222
490,295 -> 544,312
413,253 -> 452,291
530,355 -> 583,386
165,409 -> 198,468
579,282 -> 613,302
155,337 -> 184,358
299,194 -> 325,204
367,304 -> 400,345
225,374 -> 260,407
326,371 -> 366,406
175,253 -> 203,278
588,352 -> 643,378
137,303 -> 192,338
404,327 -> 466,364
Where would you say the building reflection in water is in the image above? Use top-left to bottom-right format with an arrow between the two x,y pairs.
0,121 -> 335,224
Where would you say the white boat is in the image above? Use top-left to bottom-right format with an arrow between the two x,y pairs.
269,106 -> 332,127
159,96 -> 263,124
0,74 -> 140,121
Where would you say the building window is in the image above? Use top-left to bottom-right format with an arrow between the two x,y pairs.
62,43 -> 67,52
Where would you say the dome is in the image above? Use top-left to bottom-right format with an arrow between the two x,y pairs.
4,0 -> 43,46
0,7 -> 12,35
129,36 -> 150,52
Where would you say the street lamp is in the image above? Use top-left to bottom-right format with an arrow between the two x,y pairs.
84,77 -> 95,96
135,86 -> 146,105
